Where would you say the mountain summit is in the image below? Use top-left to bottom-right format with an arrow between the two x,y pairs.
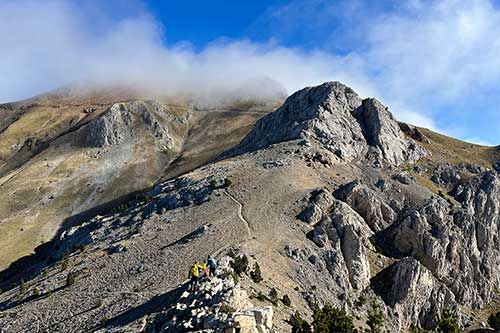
233,81 -> 427,165
0,82 -> 499,332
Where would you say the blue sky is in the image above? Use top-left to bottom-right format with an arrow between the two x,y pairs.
1,0 -> 500,145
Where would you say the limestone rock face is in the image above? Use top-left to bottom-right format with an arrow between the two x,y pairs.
373,258 -> 456,330
298,188 -> 335,225
303,194 -> 373,291
334,180 -> 397,232
356,98 -> 426,165
233,81 -> 427,165
329,200 -> 373,290
363,170 -> 500,314
85,101 -> 175,149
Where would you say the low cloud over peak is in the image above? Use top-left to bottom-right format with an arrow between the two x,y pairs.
0,0 -> 370,106
2,0 -> 500,144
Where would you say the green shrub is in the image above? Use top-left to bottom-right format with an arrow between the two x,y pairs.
355,295 -> 367,308
250,262 -> 263,283
72,243 -> 85,253
488,311 -> 500,330
61,254 -> 69,271
66,272 -> 76,288
33,287 -> 41,297
19,280 -> 27,298
435,308 -> 462,333
290,311 -> 311,333
256,291 -> 267,302
282,294 -> 292,307
220,304 -> 236,313
366,301 -> 384,333
223,178 -> 232,188
312,304 -> 358,333
228,270 -> 239,284
269,288 -> 278,305
96,299 -> 104,308
230,254 -> 248,277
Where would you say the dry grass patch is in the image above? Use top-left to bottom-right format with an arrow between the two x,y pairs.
419,127 -> 500,168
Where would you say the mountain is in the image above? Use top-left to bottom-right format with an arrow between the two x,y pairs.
0,88 -> 279,270
0,82 -> 499,332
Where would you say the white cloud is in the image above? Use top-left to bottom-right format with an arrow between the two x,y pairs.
0,0 -> 378,105
2,0 -> 500,144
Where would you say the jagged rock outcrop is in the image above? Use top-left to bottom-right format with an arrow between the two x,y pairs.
298,188 -> 335,225
334,180 -> 397,232
301,191 -> 373,291
356,98 -> 426,165
232,81 -> 427,165
54,175 -> 230,261
372,258 -> 456,330
367,169 -> 500,313
148,258 -> 274,333
84,101 -> 178,149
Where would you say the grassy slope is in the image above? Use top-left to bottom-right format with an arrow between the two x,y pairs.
419,127 -> 500,168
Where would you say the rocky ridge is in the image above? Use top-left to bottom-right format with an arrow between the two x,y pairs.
232,81 -> 427,165
148,258 -> 273,333
0,81 -> 499,332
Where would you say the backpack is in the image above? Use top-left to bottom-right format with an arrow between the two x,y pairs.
208,257 -> 217,269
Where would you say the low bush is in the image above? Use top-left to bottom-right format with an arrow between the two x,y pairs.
220,304 -> 236,313
435,308 -> 462,333
229,252 -> 248,277
290,311 -> 311,333
282,294 -> 292,307
19,280 -> 27,298
66,272 -> 76,288
269,288 -> 278,305
250,262 -> 263,283
488,311 -> 500,331
366,301 -> 384,333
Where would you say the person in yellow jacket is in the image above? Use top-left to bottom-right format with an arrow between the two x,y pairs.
188,261 -> 202,291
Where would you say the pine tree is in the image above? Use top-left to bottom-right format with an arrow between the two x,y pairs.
436,308 -> 462,333
250,262 -> 263,283
366,301 -> 384,333
312,304 -> 358,333
290,311 -> 311,333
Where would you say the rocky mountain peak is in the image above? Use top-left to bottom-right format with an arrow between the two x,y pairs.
83,100 -> 178,149
233,81 -> 427,165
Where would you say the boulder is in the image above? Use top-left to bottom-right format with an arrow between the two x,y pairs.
372,258 -> 456,330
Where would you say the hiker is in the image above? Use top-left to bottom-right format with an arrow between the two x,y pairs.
188,261 -> 201,291
207,255 -> 217,276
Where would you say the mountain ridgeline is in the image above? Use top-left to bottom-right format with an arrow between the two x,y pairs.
0,82 -> 499,332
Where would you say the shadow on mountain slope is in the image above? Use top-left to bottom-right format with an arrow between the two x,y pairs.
0,189 -> 148,292
90,284 -> 185,332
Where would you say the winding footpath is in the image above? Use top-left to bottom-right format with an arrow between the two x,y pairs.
211,189 -> 251,257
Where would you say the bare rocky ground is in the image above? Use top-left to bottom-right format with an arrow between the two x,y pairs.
0,82 -> 500,332
0,88 -> 277,269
